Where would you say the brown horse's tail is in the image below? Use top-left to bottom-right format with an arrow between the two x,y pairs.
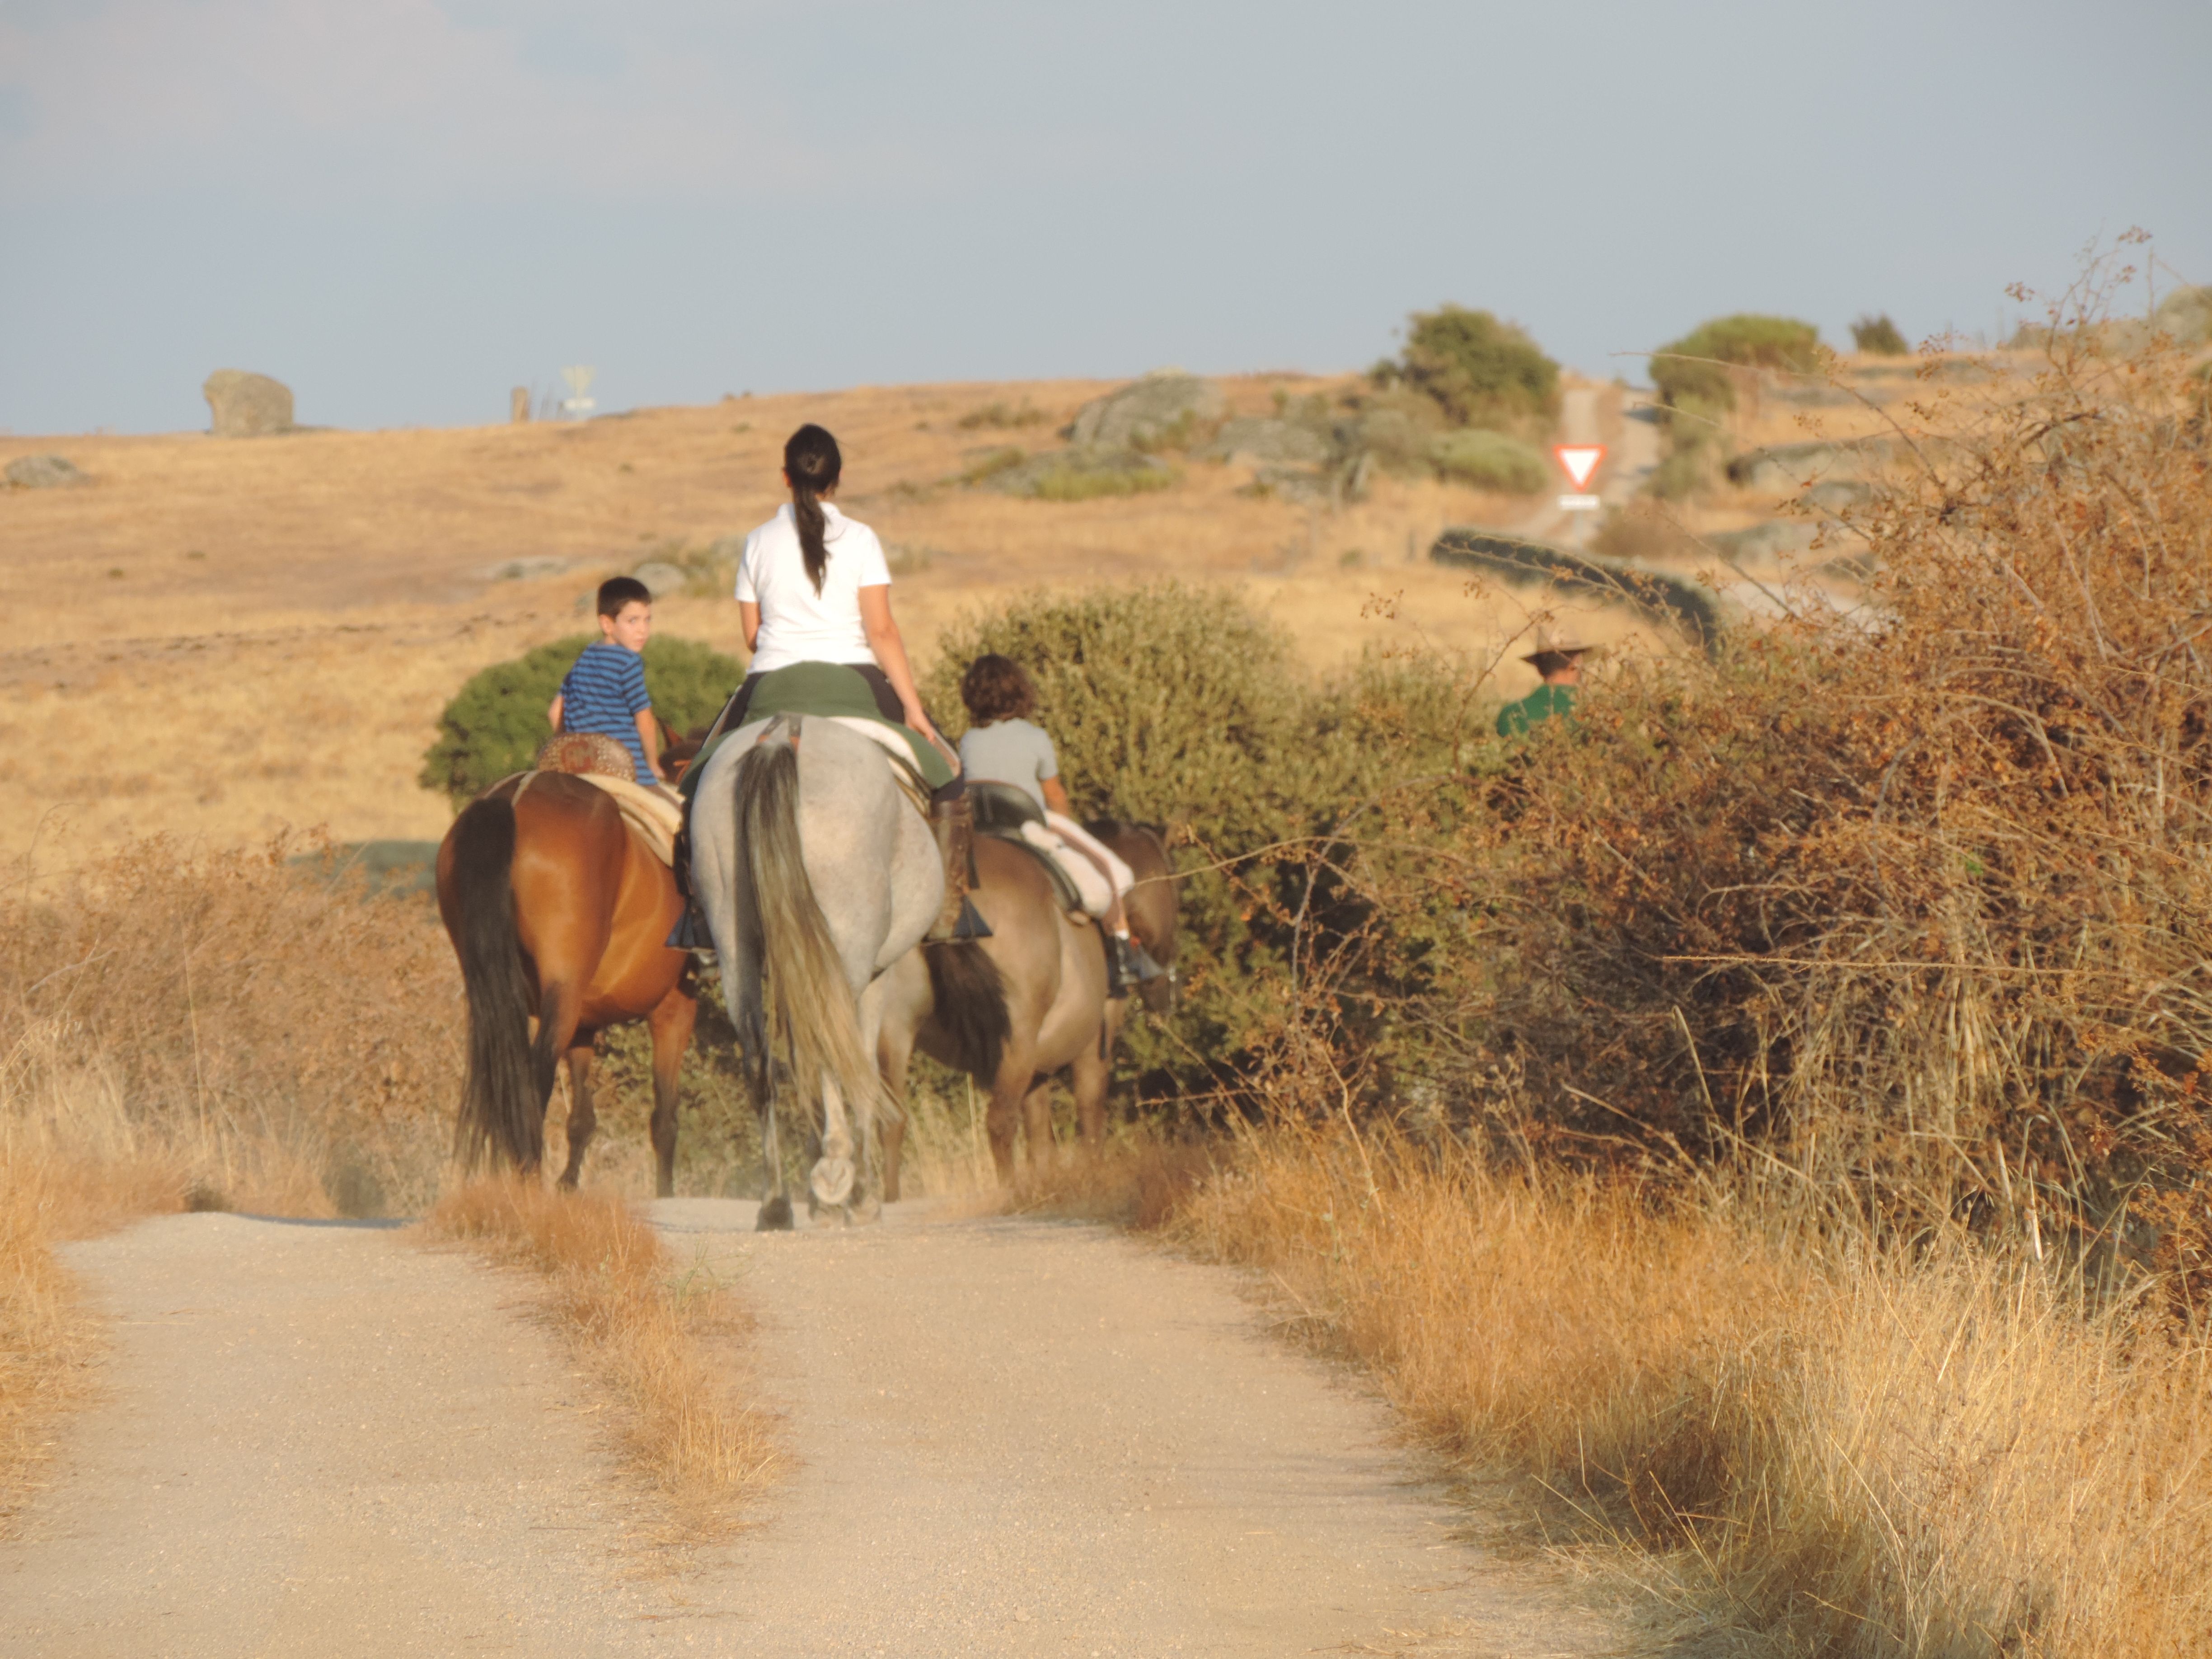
731,737 -> 888,1131
449,795 -> 547,1172
924,943 -> 1010,1083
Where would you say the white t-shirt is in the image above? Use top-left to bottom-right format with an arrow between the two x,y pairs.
734,501 -> 891,675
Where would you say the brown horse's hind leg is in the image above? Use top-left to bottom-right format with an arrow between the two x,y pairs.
1020,1079 -> 1058,1178
646,984 -> 698,1200
558,1039 -> 598,1189
1071,998 -> 1125,1156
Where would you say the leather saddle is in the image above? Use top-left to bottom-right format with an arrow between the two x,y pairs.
967,781 -> 1088,916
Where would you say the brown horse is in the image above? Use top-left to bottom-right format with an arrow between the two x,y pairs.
876,822 -> 1180,1192
435,771 -> 698,1195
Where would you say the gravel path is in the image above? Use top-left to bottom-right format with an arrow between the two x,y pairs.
0,1200 -> 1634,1657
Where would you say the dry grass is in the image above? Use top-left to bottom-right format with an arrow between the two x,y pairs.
0,834 -> 456,1514
421,1179 -> 779,1527
0,368 -> 1688,865
1146,1120 -> 2212,1658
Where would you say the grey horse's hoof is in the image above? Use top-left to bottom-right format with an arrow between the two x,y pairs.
757,1194 -> 794,1231
849,1190 -> 883,1225
810,1155 -> 856,1209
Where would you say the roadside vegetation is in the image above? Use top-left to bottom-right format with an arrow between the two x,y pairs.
424,1178 -> 779,1527
985,267 -> 2212,1656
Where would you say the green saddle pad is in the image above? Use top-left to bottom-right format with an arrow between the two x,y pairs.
682,661 -> 955,797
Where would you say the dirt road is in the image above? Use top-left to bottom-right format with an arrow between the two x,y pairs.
1,1200 -> 1633,1657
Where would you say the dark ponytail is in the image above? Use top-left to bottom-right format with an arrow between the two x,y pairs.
783,424 -> 843,595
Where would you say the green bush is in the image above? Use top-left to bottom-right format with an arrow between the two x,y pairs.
1030,459 -> 1178,501
976,450 -> 1178,501
1849,313 -> 1910,356
921,582 -> 1468,1106
1427,428 -> 1549,494
1397,305 -> 1561,429
418,634 -> 745,806
1650,314 -> 1822,412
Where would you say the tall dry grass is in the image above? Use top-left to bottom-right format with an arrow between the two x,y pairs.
0,834 -> 462,1506
422,1180 -> 779,1526
1159,1121 -> 2212,1657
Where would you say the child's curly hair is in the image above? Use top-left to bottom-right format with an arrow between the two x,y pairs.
960,653 -> 1036,724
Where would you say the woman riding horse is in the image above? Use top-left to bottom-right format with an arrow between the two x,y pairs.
713,424 -> 973,936
687,425 -> 978,1225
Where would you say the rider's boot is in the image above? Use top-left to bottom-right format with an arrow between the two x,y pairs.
664,823 -> 714,958
925,791 -> 990,943
1104,932 -> 1137,998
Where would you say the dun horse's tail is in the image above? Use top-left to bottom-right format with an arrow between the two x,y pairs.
924,943 -> 1010,1083
449,795 -> 546,1172
731,737 -> 888,1132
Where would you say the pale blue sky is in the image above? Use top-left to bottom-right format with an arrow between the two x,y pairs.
2,0 -> 2206,434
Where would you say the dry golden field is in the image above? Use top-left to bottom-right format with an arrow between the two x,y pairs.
0,369 -> 1703,863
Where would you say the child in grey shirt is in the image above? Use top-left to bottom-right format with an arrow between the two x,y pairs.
956,655 -> 1160,990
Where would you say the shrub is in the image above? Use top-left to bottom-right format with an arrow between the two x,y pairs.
1650,313 -> 1822,413
419,635 -> 745,806
922,584 -> 1467,1098
2156,285 -> 2212,345
1850,312 -> 1911,356
1426,428 -> 1548,494
1291,277 -> 2212,1269
975,450 -> 1177,501
1029,459 -> 1178,501
1592,501 -> 1697,563
1396,305 -> 1561,429
956,400 -> 1047,431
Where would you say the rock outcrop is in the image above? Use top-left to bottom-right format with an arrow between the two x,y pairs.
1206,418 -> 1331,467
4,454 -> 86,488
631,561 -> 689,598
1069,371 -> 1223,450
202,370 -> 295,437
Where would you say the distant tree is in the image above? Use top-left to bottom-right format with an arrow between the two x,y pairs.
1851,313 -> 1911,356
1396,305 -> 1561,429
1650,314 -> 1822,413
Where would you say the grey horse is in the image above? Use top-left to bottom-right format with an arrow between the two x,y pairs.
689,714 -> 942,1227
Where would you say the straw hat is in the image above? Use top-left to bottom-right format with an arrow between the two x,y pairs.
1519,628 -> 1595,665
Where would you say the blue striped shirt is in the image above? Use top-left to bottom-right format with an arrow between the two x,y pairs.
559,642 -> 652,777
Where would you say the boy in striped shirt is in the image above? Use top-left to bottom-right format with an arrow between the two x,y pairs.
547,576 -> 664,784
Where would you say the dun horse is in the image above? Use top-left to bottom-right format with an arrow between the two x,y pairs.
689,715 -> 972,1227
436,771 -> 697,1194
877,821 -> 1179,1191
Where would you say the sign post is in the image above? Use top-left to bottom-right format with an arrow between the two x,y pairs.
1554,444 -> 1605,511
561,366 -> 597,419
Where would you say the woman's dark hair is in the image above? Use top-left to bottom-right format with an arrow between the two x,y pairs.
783,423 -> 843,595
960,654 -> 1037,724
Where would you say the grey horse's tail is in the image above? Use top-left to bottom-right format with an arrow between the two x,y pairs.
924,943 -> 1010,1084
448,795 -> 547,1172
731,734 -> 888,1136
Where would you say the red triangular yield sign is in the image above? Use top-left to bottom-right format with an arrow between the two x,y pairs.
1554,445 -> 1605,489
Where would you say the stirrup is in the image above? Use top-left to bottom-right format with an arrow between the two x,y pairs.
665,905 -> 709,951
1129,939 -> 1166,980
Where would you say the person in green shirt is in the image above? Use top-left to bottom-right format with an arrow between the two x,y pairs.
1495,629 -> 1591,737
